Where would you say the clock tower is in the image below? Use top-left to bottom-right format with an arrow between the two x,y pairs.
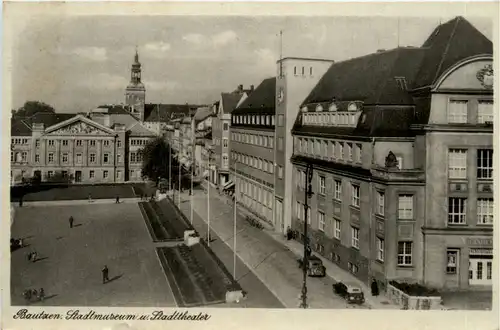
125,48 -> 146,121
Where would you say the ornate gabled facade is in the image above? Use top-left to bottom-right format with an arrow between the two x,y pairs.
290,16 -> 493,291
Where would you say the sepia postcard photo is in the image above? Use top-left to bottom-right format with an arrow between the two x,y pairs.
1,2 -> 499,330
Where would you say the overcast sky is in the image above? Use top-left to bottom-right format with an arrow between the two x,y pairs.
12,15 -> 492,113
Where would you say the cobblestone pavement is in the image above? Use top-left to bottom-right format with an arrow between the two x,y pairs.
11,203 -> 176,307
177,188 -> 370,309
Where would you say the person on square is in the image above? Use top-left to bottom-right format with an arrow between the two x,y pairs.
38,288 -> 45,301
115,196 -> 120,204
102,265 -> 109,284
69,216 -> 74,228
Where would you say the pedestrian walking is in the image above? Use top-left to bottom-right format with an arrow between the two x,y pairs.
102,265 -> 109,284
88,193 -> 92,203
19,196 -> 24,207
69,216 -> 74,228
31,251 -> 37,262
115,196 -> 120,204
38,288 -> 45,301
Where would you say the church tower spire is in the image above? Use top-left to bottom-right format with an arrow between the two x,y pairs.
125,47 -> 146,121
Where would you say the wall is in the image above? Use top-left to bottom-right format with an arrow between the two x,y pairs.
275,58 -> 334,234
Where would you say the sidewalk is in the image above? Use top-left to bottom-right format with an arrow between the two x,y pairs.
16,197 -> 142,207
179,188 -> 378,309
198,184 -> 397,310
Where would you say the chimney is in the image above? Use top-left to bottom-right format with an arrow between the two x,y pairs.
250,85 -> 254,92
376,49 -> 386,53
238,84 -> 243,92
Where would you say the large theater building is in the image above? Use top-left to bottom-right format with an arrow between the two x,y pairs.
290,16 -> 493,291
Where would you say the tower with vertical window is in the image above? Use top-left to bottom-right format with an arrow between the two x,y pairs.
125,48 -> 146,121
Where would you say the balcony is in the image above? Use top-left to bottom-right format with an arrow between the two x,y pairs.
371,165 -> 425,182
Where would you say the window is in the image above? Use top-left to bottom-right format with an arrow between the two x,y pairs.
103,170 -> 108,178
21,152 -> 27,162
117,154 -> 122,163
377,191 -> 385,215
223,155 -> 228,167
76,140 -> 82,146
223,123 -> 228,130
47,171 -> 54,178
48,153 -> 54,163
76,153 -> 82,164
62,140 -> 68,146
103,153 -> 109,163
62,153 -> 68,163
446,249 -> 458,274
103,140 -> 110,147
278,115 -> 284,127
448,149 -> 467,179
448,100 -> 468,123
269,137 -> 274,148
347,143 -> 353,161
398,195 -> 413,219
89,140 -> 96,147
397,242 -> 412,266
117,140 -> 122,148
310,67 -> 313,75
319,176 -> 326,195
35,154 -> 40,163
294,66 -> 297,75
258,158 -> 263,170
296,202 -> 302,220
477,149 -> 493,179
334,220 -> 341,239
338,142 -> 344,160
116,170 -> 122,179
318,211 -> 325,231
377,238 -> 385,262
351,184 -> 360,207
278,166 -> 283,179
35,140 -> 40,148
223,139 -> 228,148
271,116 -> 275,126
448,197 -> 467,224
348,262 -> 358,274
477,100 -> 493,123
62,171 -> 68,178
89,170 -> 95,178
48,140 -> 55,147
351,227 -> 359,249
334,180 -> 342,201
89,153 -> 96,163
477,198 -> 493,224
278,137 -> 284,151
355,144 -> 362,163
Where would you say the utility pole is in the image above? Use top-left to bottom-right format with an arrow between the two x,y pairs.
300,163 -> 314,309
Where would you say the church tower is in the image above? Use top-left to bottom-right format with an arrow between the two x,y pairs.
125,48 -> 146,121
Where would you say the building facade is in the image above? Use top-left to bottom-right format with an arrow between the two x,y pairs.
274,57 -> 334,234
212,87 -> 250,188
230,78 -> 276,224
290,17 -> 493,290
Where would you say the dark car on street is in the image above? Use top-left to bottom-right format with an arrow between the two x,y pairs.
297,255 -> 326,277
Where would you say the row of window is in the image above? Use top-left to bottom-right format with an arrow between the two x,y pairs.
448,197 -> 493,225
233,152 -> 282,177
130,139 -> 149,146
232,114 -> 276,126
27,152 -> 123,164
448,99 -> 493,124
302,112 -> 360,127
11,138 -> 29,145
129,152 -> 143,163
38,139 -> 121,148
214,138 -> 229,148
231,132 -> 275,149
448,149 -> 493,179
42,169 -> 122,180
295,138 -> 364,165
293,66 -> 314,76
236,177 -> 274,209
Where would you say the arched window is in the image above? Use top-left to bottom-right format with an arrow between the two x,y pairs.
302,106 -> 308,113
315,105 -> 323,112
329,103 -> 337,112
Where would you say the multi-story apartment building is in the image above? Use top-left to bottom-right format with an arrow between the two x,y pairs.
193,106 -> 215,178
212,86 -> 251,188
290,16 -> 493,291
230,77 -> 276,224
10,106 -> 156,184
274,57 -> 334,234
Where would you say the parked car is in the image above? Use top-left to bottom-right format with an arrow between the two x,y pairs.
333,281 -> 365,304
297,255 -> 326,277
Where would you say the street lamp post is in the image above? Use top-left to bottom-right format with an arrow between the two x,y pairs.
300,163 -> 314,309
206,148 -> 214,246
233,160 -> 238,279
168,144 -> 172,197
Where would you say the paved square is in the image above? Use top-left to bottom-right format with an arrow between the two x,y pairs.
10,203 -> 175,307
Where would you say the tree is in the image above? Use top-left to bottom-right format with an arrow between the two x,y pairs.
140,137 -> 182,184
12,101 -> 55,118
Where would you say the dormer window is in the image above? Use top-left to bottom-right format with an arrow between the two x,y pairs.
302,106 -> 308,113
348,103 -> 358,111
329,103 -> 337,112
395,77 -> 408,91
315,105 -> 323,112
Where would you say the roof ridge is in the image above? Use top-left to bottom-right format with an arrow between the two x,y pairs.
430,16 -> 461,86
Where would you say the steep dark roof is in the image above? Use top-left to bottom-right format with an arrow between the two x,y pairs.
221,93 -> 243,114
232,77 -> 276,115
413,16 -> 493,89
301,47 -> 425,106
194,107 -> 213,123
11,112 -> 76,136
144,104 -> 204,122
292,107 -> 419,138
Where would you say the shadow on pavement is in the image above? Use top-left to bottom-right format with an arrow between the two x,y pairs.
105,274 -> 124,284
34,257 -> 49,263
